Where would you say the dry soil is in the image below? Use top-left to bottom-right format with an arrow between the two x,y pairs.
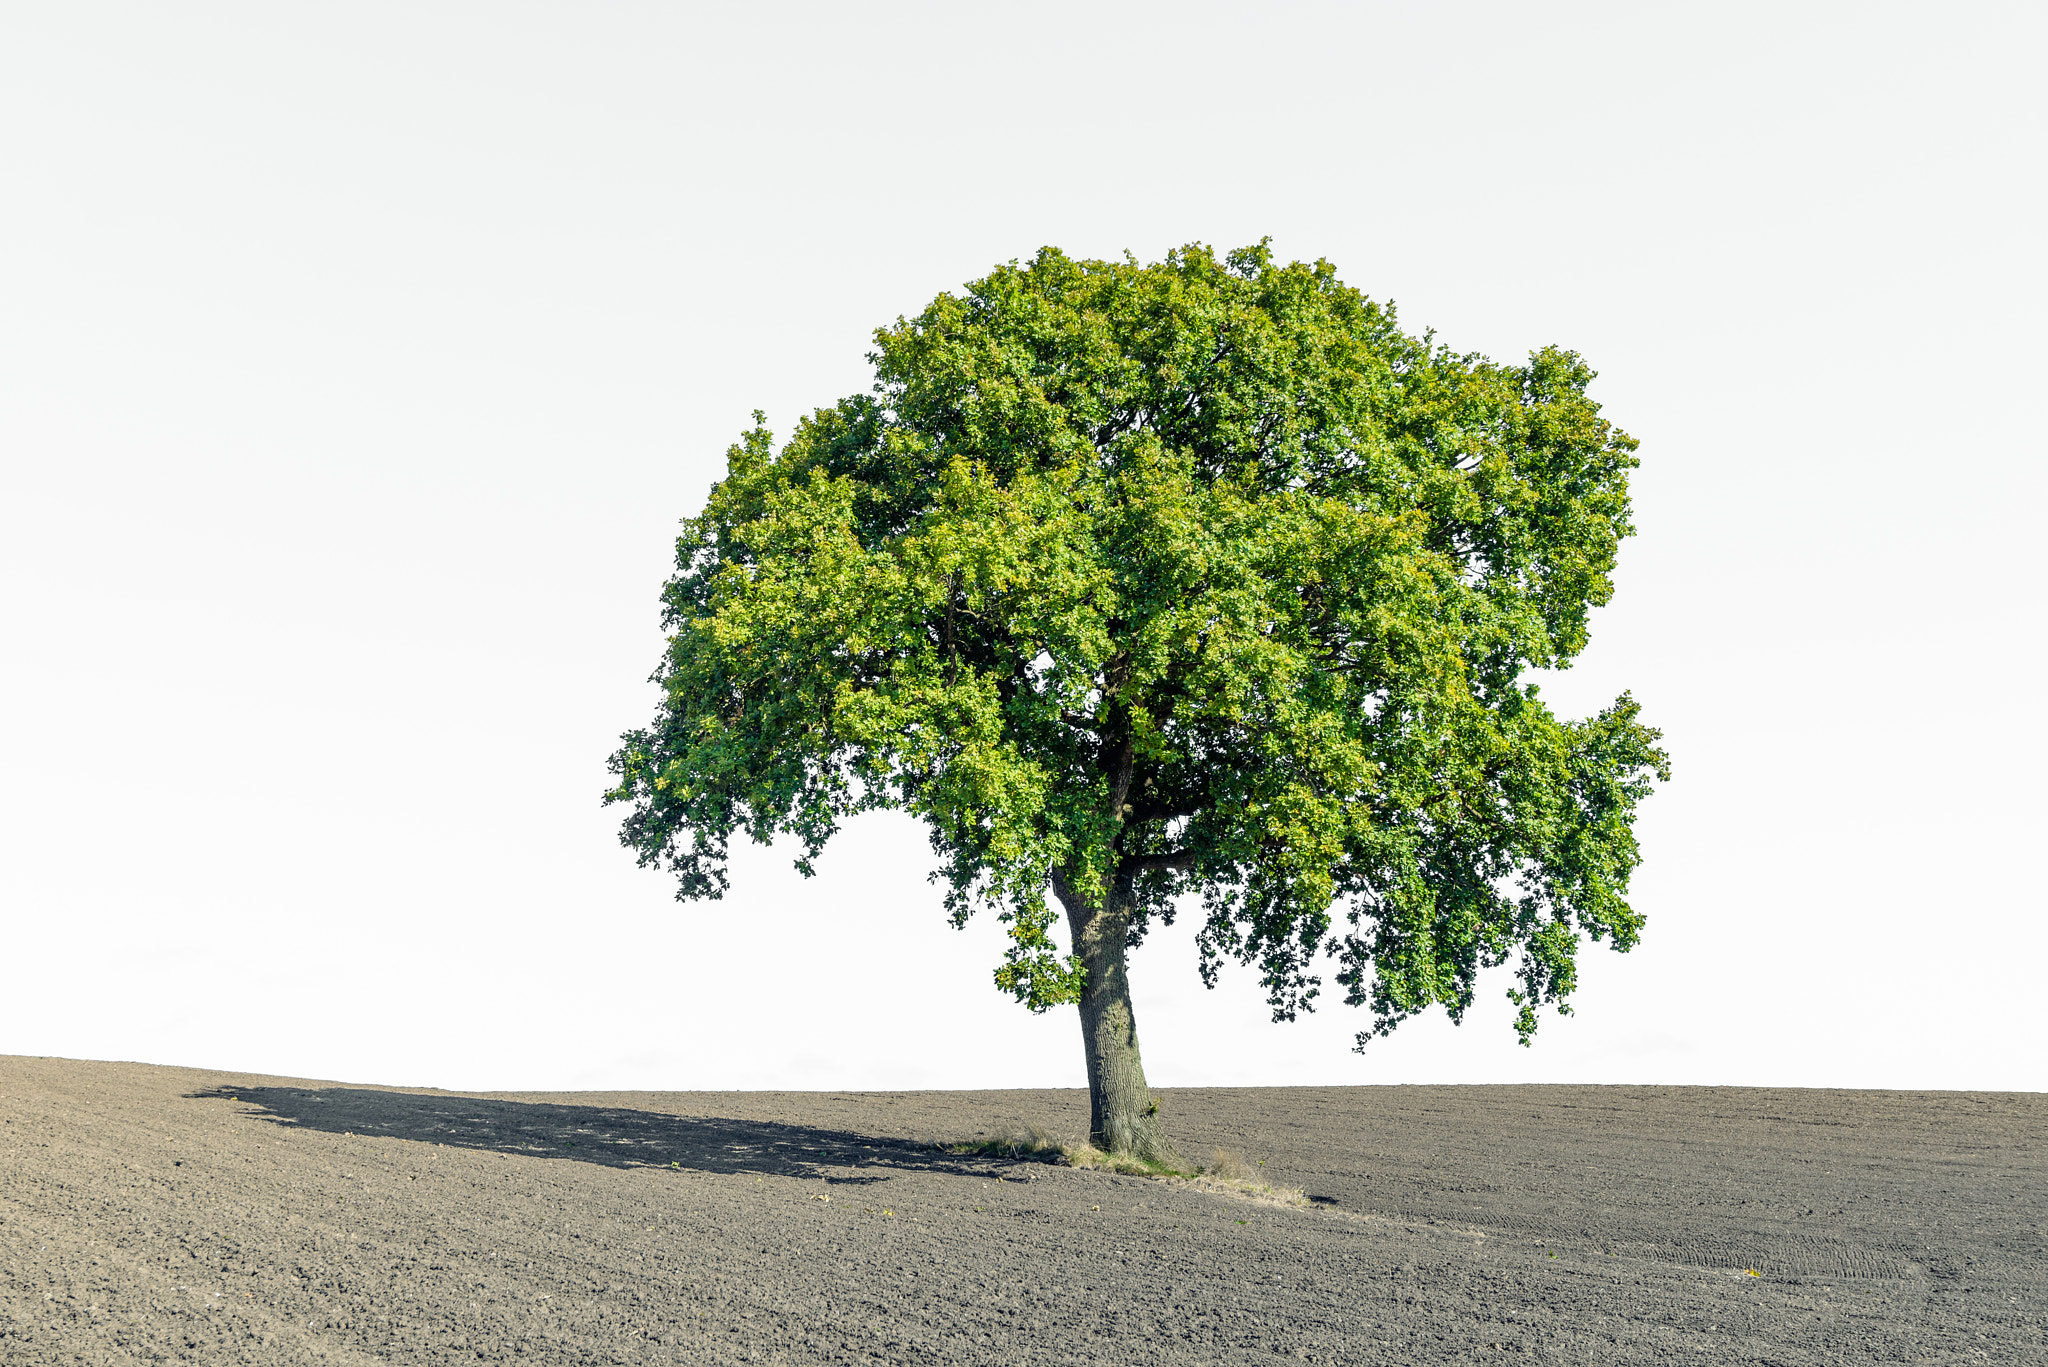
2,1056 -> 2042,1364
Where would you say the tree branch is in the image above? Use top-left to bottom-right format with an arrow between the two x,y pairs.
1125,850 -> 1197,873
942,573 -> 959,687
1127,797 -> 1201,823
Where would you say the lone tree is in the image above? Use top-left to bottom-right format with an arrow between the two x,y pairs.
607,243 -> 1667,1167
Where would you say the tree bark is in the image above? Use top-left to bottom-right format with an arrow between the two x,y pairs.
1051,866 -> 1184,1168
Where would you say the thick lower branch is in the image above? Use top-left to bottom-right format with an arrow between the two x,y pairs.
1125,850 -> 1196,873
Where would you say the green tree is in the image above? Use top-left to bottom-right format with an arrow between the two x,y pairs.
606,243 -> 1667,1166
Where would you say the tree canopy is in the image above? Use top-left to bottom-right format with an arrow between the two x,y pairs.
607,241 -> 1667,1158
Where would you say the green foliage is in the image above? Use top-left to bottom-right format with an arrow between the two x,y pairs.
606,241 -> 1668,1046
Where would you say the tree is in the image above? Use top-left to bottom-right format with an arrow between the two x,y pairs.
606,242 -> 1668,1167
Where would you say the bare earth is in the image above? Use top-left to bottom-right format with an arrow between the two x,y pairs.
2,1058 -> 2042,1365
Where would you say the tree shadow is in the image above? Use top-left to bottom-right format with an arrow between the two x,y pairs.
187,1085 -> 1040,1187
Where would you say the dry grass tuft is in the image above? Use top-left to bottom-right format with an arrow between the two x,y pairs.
945,1121 -> 1066,1161
1205,1147 -> 1253,1181
1177,1170 -> 1308,1208
1059,1142 -> 1188,1178
942,1128 -> 1305,1207
1172,1146 -> 1307,1207
944,1126 -> 1188,1177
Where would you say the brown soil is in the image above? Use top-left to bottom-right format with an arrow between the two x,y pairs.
3,1056 -> 2041,1364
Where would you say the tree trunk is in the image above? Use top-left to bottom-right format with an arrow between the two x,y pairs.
1052,867 -> 1184,1169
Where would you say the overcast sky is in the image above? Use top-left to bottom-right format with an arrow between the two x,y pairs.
4,1 -> 2042,1094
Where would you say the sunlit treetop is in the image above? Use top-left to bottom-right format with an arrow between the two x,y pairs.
608,241 -> 1667,1055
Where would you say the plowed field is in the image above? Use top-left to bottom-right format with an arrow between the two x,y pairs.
3,1057 -> 2041,1364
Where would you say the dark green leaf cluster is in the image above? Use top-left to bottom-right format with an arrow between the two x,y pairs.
607,242 -> 1668,1044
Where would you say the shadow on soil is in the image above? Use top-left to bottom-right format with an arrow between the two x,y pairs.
187,1086 -> 1034,1187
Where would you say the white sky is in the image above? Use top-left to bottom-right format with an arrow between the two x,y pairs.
3,1 -> 2042,1094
